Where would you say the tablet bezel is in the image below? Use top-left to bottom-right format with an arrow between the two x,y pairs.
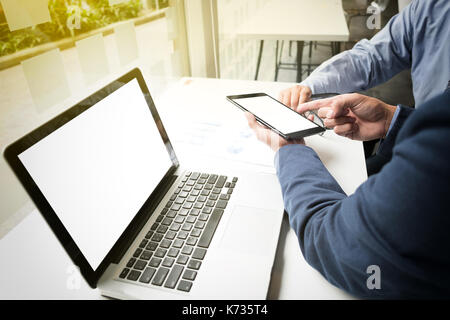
227,92 -> 325,139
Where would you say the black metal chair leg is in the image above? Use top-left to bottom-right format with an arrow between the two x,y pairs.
296,41 -> 304,83
254,40 -> 264,80
274,40 -> 280,81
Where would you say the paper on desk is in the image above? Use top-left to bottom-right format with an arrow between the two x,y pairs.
165,120 -> 276,170
0,0 -> 51,32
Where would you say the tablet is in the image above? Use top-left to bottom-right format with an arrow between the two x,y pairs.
227,93 -> 325,139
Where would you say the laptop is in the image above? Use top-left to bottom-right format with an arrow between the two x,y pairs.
3,68 -> 284,299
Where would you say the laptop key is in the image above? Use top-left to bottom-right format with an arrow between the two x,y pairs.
167,210 -> 177,218
155,248 -> 167,258
165,231 -> 176,240
178,208 -> 189,216
198,209 -> 224,248
162,217 -> 173,226
219,194 -> 230,201
182,269 -> 197,281
161,208 -> 168,215
186,237 -> 198,246
215,176 -> 227,188
156,215 -> 163,223
207,174 -> 218,184
212,188 -> 221,194
195,221 -> 205,229
183,202 -> 193,209
157,225 -> 168,234
145,231 -> 154,239
177,231 -> 189,239
134,260 -> 147,270
139,239 -> 148,248
191,189 -> 200,196
140,250 -> 153,261
201,190 -> 210,196
175,216 -> 185,224
172,204 -> 181,211
150,223 -> 159,231
187,259 -> 202,270
216,200 -> 227,209
189,208 -> 200,216
146,241 -> 158,251
170,223 -> 181,232
162,257 -> 175,268
190,228 -> 201,237
227,188 -> 233,195
193,202 -> 204,209
186,215 -> 196,224
178,191 -> 189,198
191,172 -> 200,180
200,173 -> 209,179
119,268 -> 130,279
209,193 -> 218,201
151,233 -> 163,242
176,255 -> 189,265
168,248 -> 180,257
133,248 -> 143,258
170,194 -> 177,201
160,239 -> 172,248
232,177 -> 238,182
127,270 -> 141,281
204,183 -> 213,190
181,245 -> 193,255
182,223 -> 193,232
192,248 -> 207,260
177,280 -> 193,292
173,239 -> 184,248
164,265 -> 184,289
202,207 -> 212,214
139,267 -> 156,284
151,267 -> 170,286
198,214 -> 208,221
149,257 -> 162,268
127,258 -> 136,268
174,197 -> 184,205
165,201 -> 173,208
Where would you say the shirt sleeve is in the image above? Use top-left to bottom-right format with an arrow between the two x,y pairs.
274,93 -> 450,299
301,0 -> 417,94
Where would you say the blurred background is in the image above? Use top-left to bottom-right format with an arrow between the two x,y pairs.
0,0 -> 413,237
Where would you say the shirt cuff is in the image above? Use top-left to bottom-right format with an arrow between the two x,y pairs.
386,106 -> 400,137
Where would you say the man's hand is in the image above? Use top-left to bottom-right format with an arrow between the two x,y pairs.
245,113 -> 305,152
279,85 -> 312,111
296,93 -> 397,141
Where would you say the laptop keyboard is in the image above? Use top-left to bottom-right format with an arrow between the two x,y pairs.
118,171 -> 238,292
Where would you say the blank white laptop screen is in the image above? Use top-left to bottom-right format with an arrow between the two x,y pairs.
18,79 -> 173,270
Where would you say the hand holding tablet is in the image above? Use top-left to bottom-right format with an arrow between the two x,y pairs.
227,93 -> 325,140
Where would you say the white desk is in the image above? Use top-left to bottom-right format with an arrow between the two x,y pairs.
0,78 -> 366,299
235,0 -> 349,82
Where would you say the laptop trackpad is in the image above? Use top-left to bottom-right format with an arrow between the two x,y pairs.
219,205 -> 278,256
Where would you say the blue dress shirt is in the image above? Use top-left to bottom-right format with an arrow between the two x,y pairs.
275,92 -> 450,299
301,0 -> 450,107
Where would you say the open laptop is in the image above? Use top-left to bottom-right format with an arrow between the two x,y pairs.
3,68 -> 284,299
